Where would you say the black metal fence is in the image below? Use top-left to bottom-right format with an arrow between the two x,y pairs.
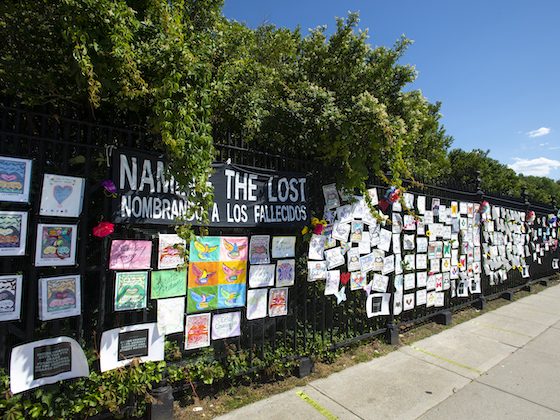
0,103 -> 558,378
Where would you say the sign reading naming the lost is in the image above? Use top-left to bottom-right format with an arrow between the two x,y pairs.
118,330 -> 149,360
10,337 -> 89,394
33,342 -> 72,379
112,150 -> 308,227
99,322 -> 164,372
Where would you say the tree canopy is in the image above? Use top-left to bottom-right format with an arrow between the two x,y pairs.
0,1 -> 557,214
446,149 -> 560,205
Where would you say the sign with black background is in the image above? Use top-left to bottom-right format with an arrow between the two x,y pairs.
33,342 -> 72,380
112,150 -> 309,227
118,329 -> 149,361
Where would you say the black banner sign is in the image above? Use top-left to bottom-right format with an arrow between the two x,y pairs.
112,150 -> 309,227
33,342 -> 72,380
118,329 -> 149,361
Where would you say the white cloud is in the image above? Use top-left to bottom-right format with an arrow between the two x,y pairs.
509,157 -> 560,177
527,127 -> 551,138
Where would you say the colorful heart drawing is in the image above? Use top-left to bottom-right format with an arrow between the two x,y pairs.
0,174 -> 17,181
53,185 -> 73,205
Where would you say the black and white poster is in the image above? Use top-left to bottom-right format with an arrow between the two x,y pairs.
117,329 -> 149,361
112,150 -> 309,227
99,322 -> 164,372
10,337 -> 89,394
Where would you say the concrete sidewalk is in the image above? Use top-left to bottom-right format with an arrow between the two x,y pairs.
217,284 -> 560,420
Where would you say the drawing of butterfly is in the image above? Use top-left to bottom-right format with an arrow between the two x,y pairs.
277,263 -> 293,281
220,289 -> 239,305
193,240 -> 218,260
223,239 -> 247,259
191,264 -> 215,285
190,291 -> 216,310
222,263 -> 244,282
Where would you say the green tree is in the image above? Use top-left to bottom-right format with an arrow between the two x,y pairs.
1,5 -> 452,211
447,149 -> 521,195
212,14 -> 452,192
0,0 -> 222,223
519,175 -> 560,206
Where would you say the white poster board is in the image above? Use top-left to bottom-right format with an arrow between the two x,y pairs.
10,336 -> 89,394
99,322 -> 164,372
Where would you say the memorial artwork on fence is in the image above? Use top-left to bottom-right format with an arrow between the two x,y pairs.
187,236 -> 248,313
307,184 -> 487,317
0,274 -> 23,321
0,155 -> 32,203
482,205 -> 528,286
157,233 -> 186,269
211,311 -> 241,340
99,322 -> 164,372
34,224 -> 78,266
246,234 -> 295,319
0,211 -> 27,256
483,208 -> 559,282
114,271 -> 148,311
157,296 -> 185,335
38,274 -> 81,321
185,313 -> 211,350
39,174 -> 85,218
150,269 -> 187,299
109,239 -> 152,270
10,337 -> 89,393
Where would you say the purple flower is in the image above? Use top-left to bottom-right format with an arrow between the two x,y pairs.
101,179 -> 117,195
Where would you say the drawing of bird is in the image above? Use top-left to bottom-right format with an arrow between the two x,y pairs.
193,240 -> 218,260
223,239 -> 247,259
220,289 -> 239,306
222,263 -> 244,282
191,264 -> 215,285
190,291 -> 215,310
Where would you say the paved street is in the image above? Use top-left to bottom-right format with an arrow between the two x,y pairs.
218,284 -> 560,419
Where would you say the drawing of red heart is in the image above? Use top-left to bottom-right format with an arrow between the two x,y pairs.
0,174 -> 17,181
405,298 -> 412,305
340,272 -> 350,285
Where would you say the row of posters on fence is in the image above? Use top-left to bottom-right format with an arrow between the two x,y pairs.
310,184 -> 497,316
9,322 -> 163,394
0,233 -> 296,326
106,234 -> 296,353
482,206 -> 559,286
0,155 -> 83,212
107,234 -> 294,313
0,158 -> 86,322
311,184 -> 560,318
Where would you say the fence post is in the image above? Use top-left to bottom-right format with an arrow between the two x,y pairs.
474,171 -> 487,310
384,173 -> 399,345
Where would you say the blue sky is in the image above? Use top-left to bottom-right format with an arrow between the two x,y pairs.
223,1 -> 560,179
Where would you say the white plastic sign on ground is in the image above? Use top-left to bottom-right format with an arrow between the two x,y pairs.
99,322 -> 164,372
10,336 -> 89,394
